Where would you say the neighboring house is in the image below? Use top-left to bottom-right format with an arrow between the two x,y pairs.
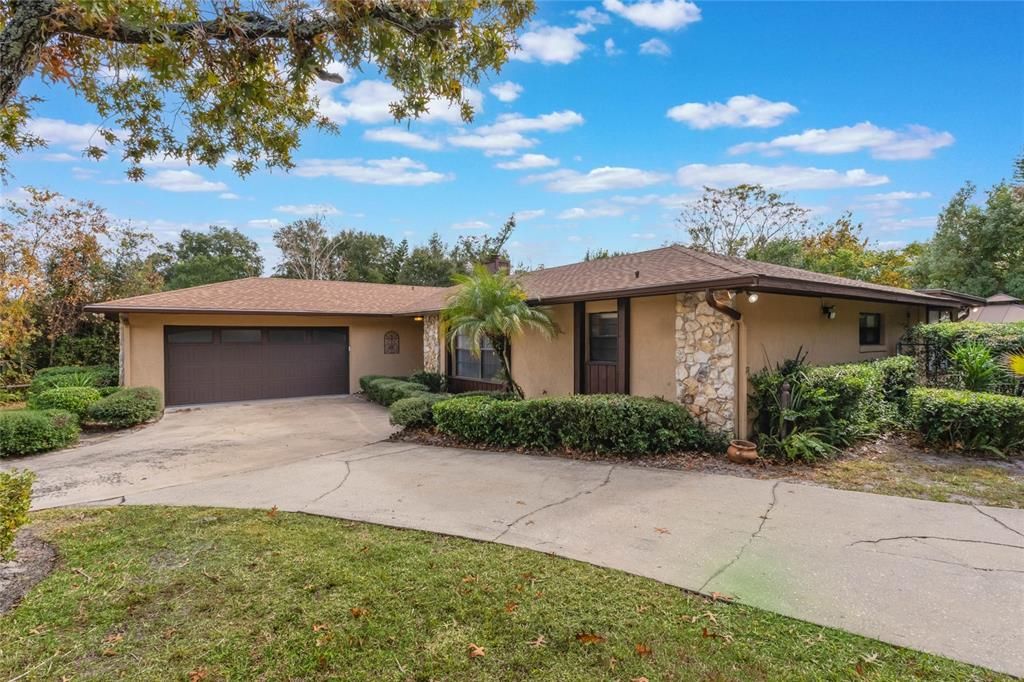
967,293 -> 1024,323
86,245 -> 963,436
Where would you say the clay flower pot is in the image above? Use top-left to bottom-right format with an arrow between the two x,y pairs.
727,439 -> 759,464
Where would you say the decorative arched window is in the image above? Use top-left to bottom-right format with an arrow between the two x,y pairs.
384,330 -> 400,354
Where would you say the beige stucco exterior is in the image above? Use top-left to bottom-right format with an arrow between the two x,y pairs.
121,313 -> 424,395
511,303 -> 574,397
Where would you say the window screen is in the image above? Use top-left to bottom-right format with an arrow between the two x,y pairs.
589,312 -> 618,363
455,333 -> 500,380
859,313 -> 882,346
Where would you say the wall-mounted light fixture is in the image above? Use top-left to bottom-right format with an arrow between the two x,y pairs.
746,291 -> 759,303
413,316 -> 423,322
971,306 -> 981,313
821,305 -> 837,319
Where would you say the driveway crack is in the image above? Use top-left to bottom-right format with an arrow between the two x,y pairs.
971,504 -> 1024,539
698,480 -> 780,593
492,465 -> 616,542
303,447 -> 419,508
848,536 -> 1024,550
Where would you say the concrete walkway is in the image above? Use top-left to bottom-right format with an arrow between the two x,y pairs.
8,399 -> 1024,676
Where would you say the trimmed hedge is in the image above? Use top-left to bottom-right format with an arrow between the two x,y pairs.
389,394 -> 451,428
433,394 -> 722,456
362,377 -> 430,406
902,321 -> 1024,394
408,371 -> 446,393
85,387 -> 163,428
1,469 -> 35,560
0,409 -> 80,456
28,386 -> 103,417
30,364 -> 118,395
908,387 -> 1024,455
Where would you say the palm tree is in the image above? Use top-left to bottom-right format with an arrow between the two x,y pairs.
442,265 -> 558,398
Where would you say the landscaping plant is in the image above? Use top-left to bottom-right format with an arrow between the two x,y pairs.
28,386 -> 102,418
949,341 -> 1001,392
0,409 -> 79,456
85,387 -> 163,428
0,469 -> 35,560
909,387 -> 1024,455
388,394 -> 451,429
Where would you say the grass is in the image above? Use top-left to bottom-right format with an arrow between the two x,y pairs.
806,448 -> 1023,509
0,507 -> 1008,681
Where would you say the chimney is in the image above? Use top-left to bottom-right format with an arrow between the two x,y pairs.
484,255 -> 511,274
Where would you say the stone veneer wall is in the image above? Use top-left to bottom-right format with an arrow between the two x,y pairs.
674,292 -> 737,433
422,314 -> 441,373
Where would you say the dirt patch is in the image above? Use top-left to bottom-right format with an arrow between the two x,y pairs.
0,529 -> 57,615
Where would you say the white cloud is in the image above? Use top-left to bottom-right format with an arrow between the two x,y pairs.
575,6 -> 612,24
864,191 -> 932,201
639,38 -> 671,56
676,163 -> 889,190
447,131 -> 536,156
631,232 -> 658,240
26,117 -> 108,150
612,193 -> 694,208
452,220 -> 490,230
558,206 -> 627,220
496,153 -> 560,170
603,0 -> 701,30
144,169 -> 228,193
527,166 -> 670,193
667,95 -> 798,129
604,38 -> 622,56
247,218 -> 284,229
489,81 -> 523,103
480,110 -> 585,135
219,192 -> 240,200
274,203 -> 340,216
729,122 -> 954,160
294,157 -> 452,186
512,23 -> 594,64
363,128 -> 442,151
515,209 -> 546,221
42,152 -> 77,162
876,216 -> 937,232
317,79 -> 483,125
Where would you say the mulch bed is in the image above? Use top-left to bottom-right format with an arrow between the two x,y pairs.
0,530 -> 57,615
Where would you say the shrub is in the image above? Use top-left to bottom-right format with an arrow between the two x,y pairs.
0,389 -> 24,405
0,469 -> 35,560
97,386 -> 121,397
902,321 -> 1024,395
30,364 -> 117,395
453,390 -> 518,400
408,370 -> 446,393
29,386 -> 103,417
363,377 -> 430,406
358,374 -> 394,393
908,388 -> 1024,455
949,341 -> 1001,392
85,387 -> 163,427
0,409 -> 80,456
432,394 -> 721,456
389,394 -> 451,428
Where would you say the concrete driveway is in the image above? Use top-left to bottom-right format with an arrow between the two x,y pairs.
7,398 -> 1024,676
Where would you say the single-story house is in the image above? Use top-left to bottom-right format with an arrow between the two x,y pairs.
85,245 -> 964,436
967,293 -> 1024,323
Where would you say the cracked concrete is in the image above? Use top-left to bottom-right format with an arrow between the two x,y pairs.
8,398 -> 1024,676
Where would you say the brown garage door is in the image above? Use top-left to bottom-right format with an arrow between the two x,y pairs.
164,326 -> 349,406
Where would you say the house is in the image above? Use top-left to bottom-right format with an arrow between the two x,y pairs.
967,293 -> 1024,323
85,245 -> 964,436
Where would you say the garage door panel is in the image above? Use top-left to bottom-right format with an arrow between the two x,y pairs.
165,326 -> 349,406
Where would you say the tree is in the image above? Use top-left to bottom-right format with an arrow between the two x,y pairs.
583,248 -> 629,260
273,217 -> 343,280
334,230 -> 405,283
678,184 -> 811,257
156,226 -> 263,290
0,1 -> 532,179
397,233 -> 460,286
442,265 -> 558,398
910,158 -> 1024,298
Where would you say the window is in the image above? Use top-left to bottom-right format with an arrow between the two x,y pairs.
311,328 -> 346,344
167,329 -> 213,344
454,333 -> 501,380
221,329 -> 261,343
589,312 -> 618,363
267,328 -> 307,344
859,313 -> 883,346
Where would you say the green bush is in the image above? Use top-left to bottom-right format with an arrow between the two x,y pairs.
358,374 -> 394,393
453,390 -> 518,400
0,389 -> 24,405
30,365 -> 117,395
902,321 -> 1024,394
97,386 -> 121,397
908,388 -> 1024,455
363,377 -> 430,406
432,394 -> 722,456
948,341 -> 1001,392
408,370 -> 446,393
0,469 -> 35,560
29,386 -> 103,417
389,394 -> 451,428
85,387 -> 163,427
0,409 -> 80,456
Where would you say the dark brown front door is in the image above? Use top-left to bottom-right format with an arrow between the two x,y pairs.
576,298 -> 631,395
164,326 -> 349,406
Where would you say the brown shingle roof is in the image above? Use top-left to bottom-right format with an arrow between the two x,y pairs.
87,246 -> 963,317
84,277 -> 448,316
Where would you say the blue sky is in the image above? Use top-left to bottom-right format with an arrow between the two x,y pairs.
6,1 -> 1023,272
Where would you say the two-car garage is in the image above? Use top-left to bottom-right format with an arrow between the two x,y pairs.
164,326 -> 350,406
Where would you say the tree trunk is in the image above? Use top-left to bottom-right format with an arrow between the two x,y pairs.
0,0 -> 57,108
490,334 -> 522,399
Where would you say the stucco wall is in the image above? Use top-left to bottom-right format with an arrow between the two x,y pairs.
630,295 -> 676,399
122,313 -> 425,395
511,303 -> 574,397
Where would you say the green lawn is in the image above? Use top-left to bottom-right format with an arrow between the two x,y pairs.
0,507 -> 1006,681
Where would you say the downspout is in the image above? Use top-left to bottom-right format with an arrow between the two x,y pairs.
705,289 -> 741,320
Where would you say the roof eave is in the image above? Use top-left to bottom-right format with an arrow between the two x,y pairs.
752,277 -> 961,308
83,304 -> 423,318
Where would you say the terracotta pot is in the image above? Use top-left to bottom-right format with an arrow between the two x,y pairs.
727,439 -> 759,464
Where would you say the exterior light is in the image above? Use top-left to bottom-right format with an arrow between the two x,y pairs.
746,291 -> 759,303
822,305 -> 837,319
971,306 -> 981,313
413,316 -> 423,321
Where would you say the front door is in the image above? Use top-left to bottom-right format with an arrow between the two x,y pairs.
575,299 -> 630,395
